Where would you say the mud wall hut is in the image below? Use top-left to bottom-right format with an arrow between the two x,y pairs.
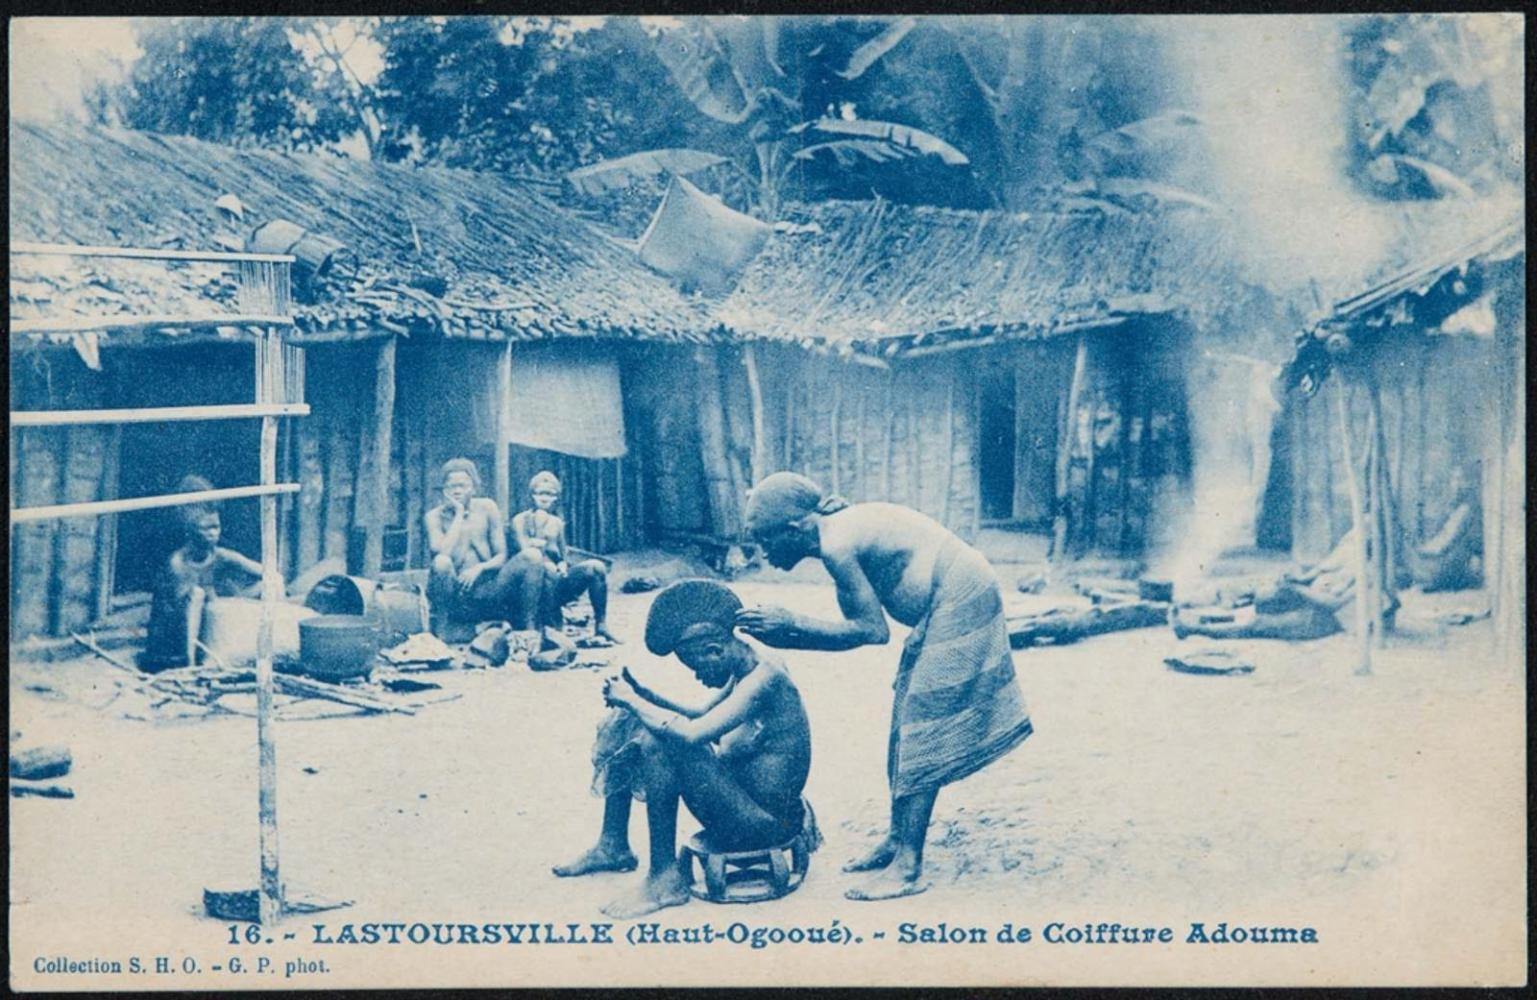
684,198 -> 1294,560
1274,216 -> 1524,615
9,122 -> 722,639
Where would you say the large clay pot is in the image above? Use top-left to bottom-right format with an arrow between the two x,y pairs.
298,615 -> 379,682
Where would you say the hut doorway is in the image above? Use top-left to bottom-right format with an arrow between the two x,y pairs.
977,341 -> 1074,528
978,367 -> 1018,522
107,344 -> 260,598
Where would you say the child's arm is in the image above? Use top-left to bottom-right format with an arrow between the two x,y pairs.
608,668 -> 772,746
620,667 -> 726,717
217,547 -> 264,579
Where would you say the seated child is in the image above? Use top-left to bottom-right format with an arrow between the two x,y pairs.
552,580 -> 813,917
508,470 -> 614,641
139,478 -> 263,672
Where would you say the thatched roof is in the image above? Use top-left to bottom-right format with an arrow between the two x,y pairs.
713,192 -> 1525,360
715,199 -> 1251,357
8,122 -> 722,344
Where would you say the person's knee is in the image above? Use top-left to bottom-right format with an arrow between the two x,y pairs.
431,554 -> 455,576
577,559 -> 607,581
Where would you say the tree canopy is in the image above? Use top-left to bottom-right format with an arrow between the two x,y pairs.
90,14 -> 1522,217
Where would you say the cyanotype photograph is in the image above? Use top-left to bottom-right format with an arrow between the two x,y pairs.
8,12 -> 1526,989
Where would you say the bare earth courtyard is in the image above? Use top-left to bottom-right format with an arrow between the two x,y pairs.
9,576 -> 1525,987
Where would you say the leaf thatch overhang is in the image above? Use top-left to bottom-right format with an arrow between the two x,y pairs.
8,121 -> 729,354
1281,211 -> 1523,394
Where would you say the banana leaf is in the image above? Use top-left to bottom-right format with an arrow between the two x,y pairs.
788,118 -> 969,166
565,148 -> 729,196
794,138 -> 918,167
651,20 -> 755,124
836,16 -> 918,80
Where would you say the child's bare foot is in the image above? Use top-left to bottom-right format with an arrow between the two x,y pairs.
843,838 -> 898,873
552,844 -> 637,878
844,863 -> 930,902
601,869 -> 691,918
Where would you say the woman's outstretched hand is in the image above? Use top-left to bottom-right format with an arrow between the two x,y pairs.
735,605 -> 796,643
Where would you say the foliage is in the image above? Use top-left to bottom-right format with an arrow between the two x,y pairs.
1343,13 -> 1523,199
102,18 -> 358,151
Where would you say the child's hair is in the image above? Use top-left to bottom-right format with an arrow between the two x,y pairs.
530,470 -> 561,495
644,580 -> 743,656
440,457 -> 482,491
177,474 -> 217,526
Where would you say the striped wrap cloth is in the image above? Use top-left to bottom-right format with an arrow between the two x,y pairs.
887,536 -> 1033,796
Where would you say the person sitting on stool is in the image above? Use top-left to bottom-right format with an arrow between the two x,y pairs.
552,580 -> 812,918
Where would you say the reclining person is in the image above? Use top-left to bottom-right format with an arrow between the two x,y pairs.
1170,526 -> 1394,641
139,476 -> 262,672
425,458 -> 523,634
508,470 -> 614,641
552,580 -> 812,918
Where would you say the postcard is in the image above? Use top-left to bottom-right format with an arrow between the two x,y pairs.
8,12 -> 1526,989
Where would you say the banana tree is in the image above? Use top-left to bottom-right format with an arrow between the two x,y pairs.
562,16 -> 971,218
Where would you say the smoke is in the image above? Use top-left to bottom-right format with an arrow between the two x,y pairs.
1145,17 -> 1396,586
1158,14 -> 1394,293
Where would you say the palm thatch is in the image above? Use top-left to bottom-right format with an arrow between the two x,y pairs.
9,121 -> 723,343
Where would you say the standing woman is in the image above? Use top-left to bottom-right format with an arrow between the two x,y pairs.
736,472 -> 1032,901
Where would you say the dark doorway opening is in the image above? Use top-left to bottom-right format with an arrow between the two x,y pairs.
106,343 -> 259,597
978,367 -> 1017,522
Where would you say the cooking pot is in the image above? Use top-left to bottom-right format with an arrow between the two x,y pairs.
298,615 -> 379,682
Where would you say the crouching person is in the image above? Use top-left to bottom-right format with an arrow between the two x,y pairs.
140,477 -> 263,672
552,580 -> 812,917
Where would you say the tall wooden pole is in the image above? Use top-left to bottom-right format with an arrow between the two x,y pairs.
495,341 -> 513,518
256,329 -> 283,925
742,344 -> 766,486
362,336 -> 397,577
1052,333 -> 1089,561
1332,374 -> 1373,676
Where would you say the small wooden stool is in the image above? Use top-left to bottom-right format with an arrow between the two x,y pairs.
680,799 -> 819,904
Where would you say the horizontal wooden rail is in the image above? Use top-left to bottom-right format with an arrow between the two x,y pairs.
12,313 -> 293,336
10,241 -> 296,265
10,403 -> 310,427
12,483 -> 300,525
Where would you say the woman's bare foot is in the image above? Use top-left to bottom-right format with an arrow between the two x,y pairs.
552,844 -> 638,878
601,869 -> 691,918
844,860 -> 930,902
843,838 -> 898,873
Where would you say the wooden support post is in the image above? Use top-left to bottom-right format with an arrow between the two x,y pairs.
362,336 -> 397,577
1365,380 -> 1397,639
322,406 -> 352,563
1333,374 -> 1373,676
829,379 -> 843,495
255,332 -> 283,926
1052,333 -> 1089,561
694,349 -> 740,537
494,341 -> 513,518
94,425 -> 122,621
55,424 -> 105,632
941,364 -> 956,528
295,411 -> 324,573
13,429 -> 60,635
743,344 -> 767,486
882,372 -> 896,502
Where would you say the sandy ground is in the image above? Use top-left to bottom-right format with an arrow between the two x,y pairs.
8,570 -> 1526,988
